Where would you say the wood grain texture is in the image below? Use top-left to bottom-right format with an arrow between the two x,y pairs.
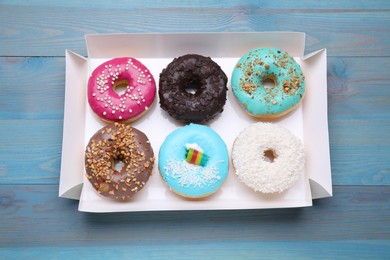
1,1 -> 390,258
4,0 -> 390,9
0,4 -> 389,57
1,241 -> 390,259
0,120 -> 62,184
0,57 -> 65,119
0,118 -> 389,186
0,185 -> 389,244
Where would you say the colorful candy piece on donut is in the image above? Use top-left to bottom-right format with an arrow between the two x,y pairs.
186,148 -> 208,166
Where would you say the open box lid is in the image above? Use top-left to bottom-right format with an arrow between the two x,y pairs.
59,32 -> 332,204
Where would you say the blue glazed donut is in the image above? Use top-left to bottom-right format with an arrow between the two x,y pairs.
158,124 -> 229,198
231,48 -> 305,118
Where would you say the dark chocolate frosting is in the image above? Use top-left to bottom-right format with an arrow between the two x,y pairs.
159,54 -> 228,123
85,123 -> 154,201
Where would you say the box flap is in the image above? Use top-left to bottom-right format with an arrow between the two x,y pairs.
301,49 -> 333,199
86,32 -> 305,59
59,50 -> 87,200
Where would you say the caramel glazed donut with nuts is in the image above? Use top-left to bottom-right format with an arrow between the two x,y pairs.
85,123 -> 154,201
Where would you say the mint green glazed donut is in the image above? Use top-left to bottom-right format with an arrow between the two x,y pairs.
231,48 -> 305,118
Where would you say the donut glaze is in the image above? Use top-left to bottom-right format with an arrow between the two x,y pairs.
85,123 -> 154,201
232,122 -> 305,193
158,124 -> 229,198
231,48 -> 305,118
159,54 -> 228,123
88,57 -> 156,122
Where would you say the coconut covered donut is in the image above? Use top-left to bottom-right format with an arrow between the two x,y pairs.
232,122 -> 305,193
231,48 -> 305,118
85,123 -> 154,201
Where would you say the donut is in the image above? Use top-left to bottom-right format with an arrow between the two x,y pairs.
232,122 -> 305,193
88,57 -> 156,123
158,124 -> 229,198
159,54 -> 228,123
85,123 -> 154,201
231,48 -> 305,118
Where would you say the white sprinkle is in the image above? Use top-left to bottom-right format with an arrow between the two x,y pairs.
129,109 -> 132,113
119,116 -> 122,120
103,111 -> 107,116
164,158 -> 221,188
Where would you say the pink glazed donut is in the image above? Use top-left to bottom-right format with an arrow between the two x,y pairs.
88,57 -> 156,122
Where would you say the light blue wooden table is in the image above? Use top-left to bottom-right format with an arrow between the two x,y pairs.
1,1 -> 389,259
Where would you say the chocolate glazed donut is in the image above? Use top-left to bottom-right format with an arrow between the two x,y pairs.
159,54 -> 228,123
85,123 -> 154,201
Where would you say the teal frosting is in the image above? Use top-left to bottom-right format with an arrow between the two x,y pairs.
158,124 -> 229,198
231,48 -> 305,116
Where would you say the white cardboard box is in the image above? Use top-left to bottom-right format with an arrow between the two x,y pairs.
60,32 -> 332,212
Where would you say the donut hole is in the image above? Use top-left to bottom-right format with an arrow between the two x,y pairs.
113,79 -> 129,96
262,75 -> 277,89
263,149 -> 277,163
112,159 -> 125,172
184,79 -> 201,95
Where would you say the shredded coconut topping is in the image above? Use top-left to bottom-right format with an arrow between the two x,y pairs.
164,158 -> 221,188
232,122 -> 305,193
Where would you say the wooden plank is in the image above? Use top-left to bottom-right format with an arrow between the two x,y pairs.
0,57 -> 65,119
0,120 -> 63,184
1,241 -> 389,259
329,120 -> 390,185
1,56 -> 389,120
4,0 -> 390,9
0,5 -> 389,57
328,57 -> 390,121
0,185 -> 389,249
0,120 -> 389,186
